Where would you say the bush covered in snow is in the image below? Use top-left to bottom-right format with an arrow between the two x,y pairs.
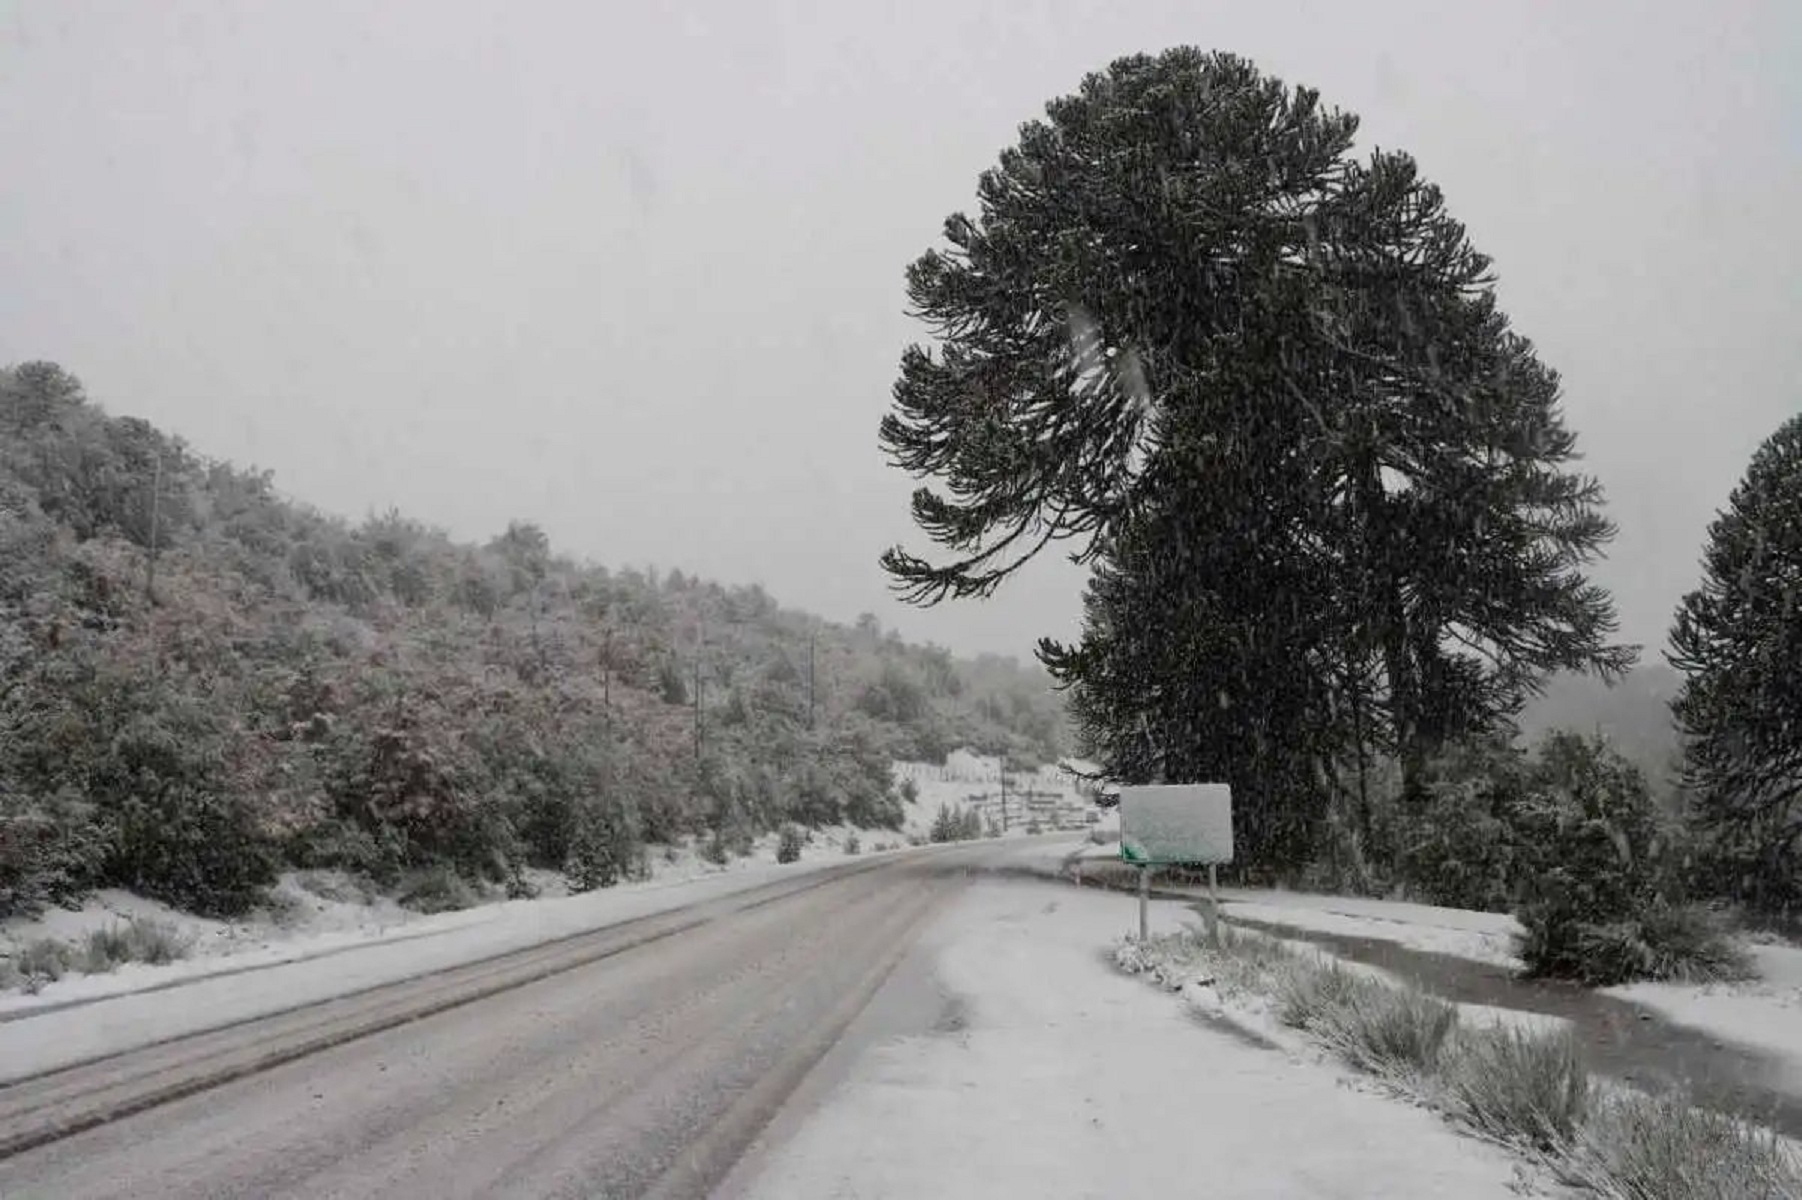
776,824 -> 804,863
1396,737 -> 1534,912
928,803 -> 982,843
1512,734 -> 1747,985
1371,731 -> 1748,986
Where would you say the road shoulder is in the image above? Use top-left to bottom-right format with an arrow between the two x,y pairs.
723,869 -> 1536,1199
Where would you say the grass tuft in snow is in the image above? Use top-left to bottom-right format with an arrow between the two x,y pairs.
2,918 -> 191,993
1569,1086 -> 1802,1200
8,929 -> 72,987
1280,962 -> 1457,1078
1275,959 -> 1364,1027
292,869 -> 378,905
13,937 -> 72,984
1208,923 -> 1297,986
1441,1024 -> 1591,1150
395,865 -> 481,914
80,918 -> 189,972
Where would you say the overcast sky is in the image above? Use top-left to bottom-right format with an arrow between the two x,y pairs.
2,1 -> 1796,662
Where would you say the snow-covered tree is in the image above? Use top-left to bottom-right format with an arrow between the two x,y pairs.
1670,414 -> 1802,914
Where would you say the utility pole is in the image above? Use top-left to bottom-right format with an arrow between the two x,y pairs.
530,585 -> 546,677
807,628 -> 816,730
600,629 -> 612,722
999,757 -> 1008,833
693,619 -> 705,761
144,450 -> 163,601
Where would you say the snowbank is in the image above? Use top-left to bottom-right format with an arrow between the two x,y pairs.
0,827 -> 900,1012
1201,885 -> 1802,1078
1037,840 -> 1557,1037
1041,838 -> 1802,1075
1607,941 -> 1802,1083
1032,839 -> 1522,968
1218,891 -> 1523,970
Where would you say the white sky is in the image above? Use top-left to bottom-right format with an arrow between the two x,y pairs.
1,1 -> 1796,660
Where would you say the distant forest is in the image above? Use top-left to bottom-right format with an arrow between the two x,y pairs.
0,362 -> 1068,917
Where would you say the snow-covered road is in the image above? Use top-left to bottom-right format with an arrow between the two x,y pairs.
1,838 -> 1540,1197
721,842 -> 1528,1199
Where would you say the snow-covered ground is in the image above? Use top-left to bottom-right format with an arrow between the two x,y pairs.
0,833 -> 911,1080
1055,842 -> 1564,1039
1607,942 -> 1802,1077
728,844 -> 1535,1199
1210,885 -> 1802,1079
1054,843 -> 1802,1081
894,749 -> 1099,836
1217,889 -> 1525,969
0,826 -> 900,1008
0,749 -> 1097,1012
1058,844 -> 1521,965
0,745 -> 1100,1036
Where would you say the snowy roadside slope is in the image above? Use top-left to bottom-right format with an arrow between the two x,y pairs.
1050,840 -> 1521,967
1052,841 -> 1562,1037
1049,839 -> 1802,1078
1151,861 -> 1802,1078
1607,942 -> 1802,1079
0,845 -> 914,1082
0,827 -> 897,1014
893,749 -> 1097,837
1205,886 -> 1802,1082
1217,889 -> 1523,969
729,852 -> 1529,1199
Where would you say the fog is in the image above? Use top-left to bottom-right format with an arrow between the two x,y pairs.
2,0 -> 1796,659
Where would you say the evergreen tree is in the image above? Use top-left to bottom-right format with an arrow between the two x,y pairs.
658,658 -> 689,705
880,48 -> 1630,875
1670,414 -> 1802,914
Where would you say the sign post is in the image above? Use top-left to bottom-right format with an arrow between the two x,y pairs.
1208,863 -> 1221,945
1138,862 -> 1150,941
1118,783 -> 1233,944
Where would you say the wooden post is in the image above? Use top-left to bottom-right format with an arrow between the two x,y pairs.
1138,864 -> 1150,942
1207,862 -> 1221,946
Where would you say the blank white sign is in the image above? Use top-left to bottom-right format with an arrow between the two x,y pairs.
1119,784 -> 1234,866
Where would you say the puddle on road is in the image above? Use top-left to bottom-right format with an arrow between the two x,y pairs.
1060,866 -> 1802,1139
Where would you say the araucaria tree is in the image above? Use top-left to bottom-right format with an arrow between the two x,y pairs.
879,48 -> 1631,876
1670,414 -> 1802,915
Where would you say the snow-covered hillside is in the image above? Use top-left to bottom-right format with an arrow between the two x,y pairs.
892,749 -> 1101,836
